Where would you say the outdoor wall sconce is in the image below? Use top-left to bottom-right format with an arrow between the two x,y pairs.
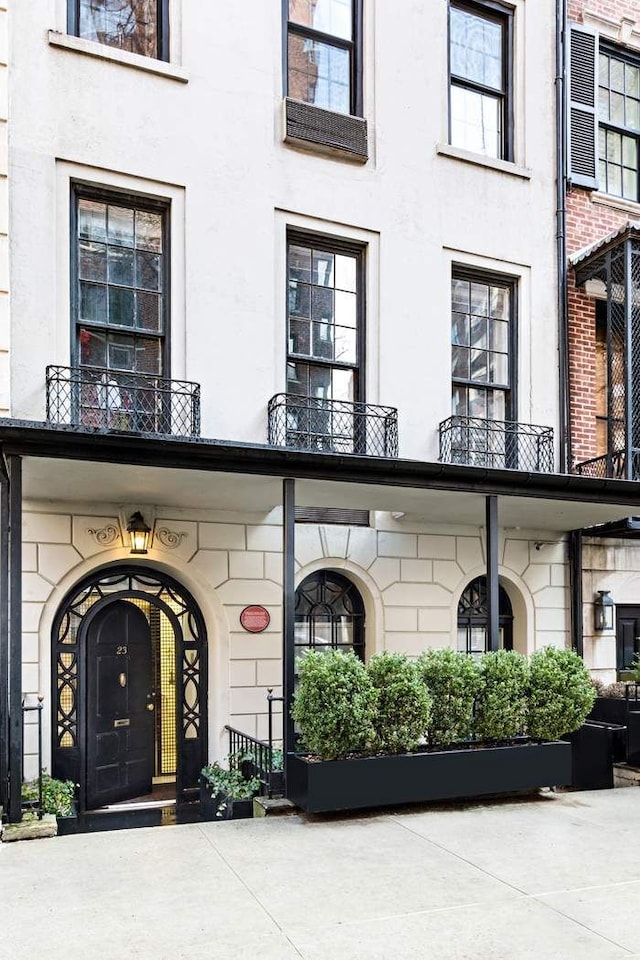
126,511 -> 152,555
594,590 -> 614,631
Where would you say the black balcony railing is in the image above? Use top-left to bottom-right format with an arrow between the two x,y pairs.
439,416 -> 554,472
46,365 -> 201,438
268,393 -> 398,457
574,449 -> 640,480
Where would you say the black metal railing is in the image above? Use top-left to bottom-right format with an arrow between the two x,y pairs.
439,416 -> 554,472
268,393 -> 398,457
21,698 -> 44,820
225,724 -> 283,799
574,449 -> 640,480
46,365 -> 201,438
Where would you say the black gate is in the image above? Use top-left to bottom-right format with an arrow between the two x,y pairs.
51,565 -> 208,810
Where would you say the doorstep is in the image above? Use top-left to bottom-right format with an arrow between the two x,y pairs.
1,814 -> 57,842
613,763 -> 640,787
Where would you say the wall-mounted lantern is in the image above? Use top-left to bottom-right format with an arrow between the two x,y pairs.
594,590 -> 614,631
126,511 -> 152,555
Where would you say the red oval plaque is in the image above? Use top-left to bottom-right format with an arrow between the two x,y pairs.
240,605 -> 271,633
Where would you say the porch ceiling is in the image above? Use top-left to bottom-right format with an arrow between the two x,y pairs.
19,456 -> 640,533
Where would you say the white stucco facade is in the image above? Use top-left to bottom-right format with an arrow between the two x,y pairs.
3,1 -> 583,792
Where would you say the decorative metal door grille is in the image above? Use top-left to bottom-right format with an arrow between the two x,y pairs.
51,565 -> 207,804
457,576 -> 513,657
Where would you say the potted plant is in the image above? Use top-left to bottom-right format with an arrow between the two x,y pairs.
286,647 -> 583,815
22,772 -> 77,836
200,754 -> 261,821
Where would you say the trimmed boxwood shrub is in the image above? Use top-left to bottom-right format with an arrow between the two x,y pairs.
474,650 -> 529,742
291,650 -> 377,760
527,646 -> 596,741
417,649 -> 480,746
367,652 -> 431,754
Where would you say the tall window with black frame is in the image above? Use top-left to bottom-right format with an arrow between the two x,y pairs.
73,191 -> 168,433
450,271 -> 514,467
285,233 -> 363,452
449,0 -> 512,161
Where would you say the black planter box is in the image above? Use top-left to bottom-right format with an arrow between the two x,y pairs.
286,741 -> 572,814
56,808 -> 79,837
199,779 -> 254,821
562,721 -> 626,790
589,697 -> 628,726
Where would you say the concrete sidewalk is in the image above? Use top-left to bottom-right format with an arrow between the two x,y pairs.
2,789 -> 640,959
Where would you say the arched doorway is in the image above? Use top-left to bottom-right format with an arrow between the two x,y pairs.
457,576 -> 513,656
51,565 -> 208,811
295,571 -> 365,661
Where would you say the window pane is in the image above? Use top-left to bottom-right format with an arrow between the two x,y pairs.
452,345 -> 470,379
452,278 -> 470,312
79,327 -> 106,366
333,325 -> 357,364
488,390 -> 506,421
287,362 -> 309,395
79,241 -> 107,282
335,255 -> 357,292
135,210 -> 162,252
136,292 -> 162,332
331,367 -> 354,402
490,285 -> 509,320
78,0 -> 159,58
313,250 -> 335,286
610,57 -> 624,93
107,206 -> 134,247
452,312 -> 469,346
289,245 -> 312,282
312,321 -> 335,360
107,336 -> 136,371
450,86 -> 501,158
288,36 -> 351,114
623,167 -> 638,201
289,317 -> 311,355
470,349 -> 488,381
289,281 -> 311,317
490,352 -> 509,384
78,200 -> 107,241
335,290 -> 356,327
312,286 -> 334,322
310,365 -> 332,399
491,319 -> 509,352
109,286 -> 135,326
468,388 -> 487,418
108,245 -> 134,286
452,385 -> 468,416
79,282 -> 107,324
136,251 -> 161,291
135,337 -> 162,374
450,6 -> 503,91
289,0 -> 352,41
470,316 -> 487,349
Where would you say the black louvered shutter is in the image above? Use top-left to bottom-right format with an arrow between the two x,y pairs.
568,25 -> 599,189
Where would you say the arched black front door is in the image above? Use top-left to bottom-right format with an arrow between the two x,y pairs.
86,600 -> 155,808
52,565 -> 208,811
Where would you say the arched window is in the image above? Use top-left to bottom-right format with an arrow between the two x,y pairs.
457,576 -> 513,657
295,571 -> 365,661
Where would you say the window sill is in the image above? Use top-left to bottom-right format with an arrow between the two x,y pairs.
436,143 -> 531,180
590,191 -> 640,216
47,31 -> 189,83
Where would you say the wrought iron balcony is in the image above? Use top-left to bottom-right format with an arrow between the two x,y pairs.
439,416 -> 554,472
268,393 -> 398,457
46,365 -> 201,438
574,450 -> 640,480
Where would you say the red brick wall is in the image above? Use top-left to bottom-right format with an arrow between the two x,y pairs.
565,1 -> 638,465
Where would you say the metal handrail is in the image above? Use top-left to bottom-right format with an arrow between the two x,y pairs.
439,415 -> 555,473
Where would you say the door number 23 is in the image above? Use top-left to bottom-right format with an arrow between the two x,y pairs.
116,645 -> 128,656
